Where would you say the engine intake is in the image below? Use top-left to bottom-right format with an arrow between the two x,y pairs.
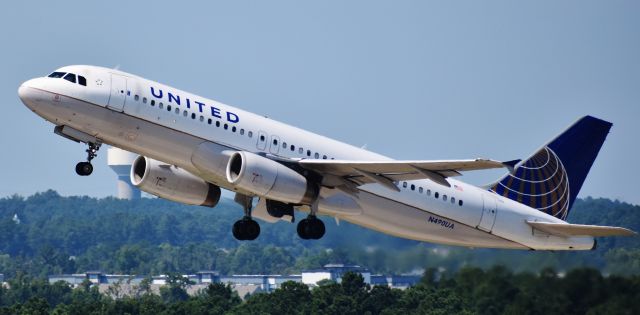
131,156 -> 220,207
226,151 -> 317,205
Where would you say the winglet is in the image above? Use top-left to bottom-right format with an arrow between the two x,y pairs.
502,159 -> 521,173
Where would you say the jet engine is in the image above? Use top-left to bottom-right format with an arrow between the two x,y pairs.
131,156 -> 220,207
226,151 -> 318,205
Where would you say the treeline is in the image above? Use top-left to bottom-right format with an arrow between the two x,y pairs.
0,191 -> 639,278
1,267 -> 639,314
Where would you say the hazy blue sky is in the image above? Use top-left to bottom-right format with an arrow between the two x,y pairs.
1,1 -> 639,204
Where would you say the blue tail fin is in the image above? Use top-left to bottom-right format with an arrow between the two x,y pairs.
490,116 -> 612,220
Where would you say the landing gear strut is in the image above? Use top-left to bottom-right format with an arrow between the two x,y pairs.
232,194 -> 261,241
75,142 -> 101,176
297,200 -> 325,240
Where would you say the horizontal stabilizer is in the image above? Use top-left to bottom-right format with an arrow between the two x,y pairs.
526,221 -> 637,237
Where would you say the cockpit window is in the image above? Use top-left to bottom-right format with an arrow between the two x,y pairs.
48,72 -> 66,78
63,73 -> 77,83
78,76 -> 87,86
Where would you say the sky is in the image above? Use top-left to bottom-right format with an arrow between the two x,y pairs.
1,1 -> 639,204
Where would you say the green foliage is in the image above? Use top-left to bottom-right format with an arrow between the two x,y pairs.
1,192 -> 638,278
0,270 -> 636,314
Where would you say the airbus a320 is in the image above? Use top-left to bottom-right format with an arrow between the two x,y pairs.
18,65 -> 636,250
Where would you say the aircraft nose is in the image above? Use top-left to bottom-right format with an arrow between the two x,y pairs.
18,79 -> 39,105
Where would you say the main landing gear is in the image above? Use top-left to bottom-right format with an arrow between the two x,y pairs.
233,194 -> 260,241
297,201 -> 325,240
75,142 -> 101,176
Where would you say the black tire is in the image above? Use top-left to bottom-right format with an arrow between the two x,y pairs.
75,162 -> 84,176
232,220 -> 246,240
310,218 -> 325,240
297,218 -> 310,240
245,220 -> 260,241
75,162 -> 93,176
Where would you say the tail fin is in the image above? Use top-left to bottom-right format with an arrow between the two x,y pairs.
490,116 -> 612,220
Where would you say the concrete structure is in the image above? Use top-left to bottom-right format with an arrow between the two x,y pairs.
301,264 -> 371,286
48,265 -> 420,298
107,147 -> 141,200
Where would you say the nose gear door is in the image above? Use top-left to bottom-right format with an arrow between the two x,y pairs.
107,74 -> 127,112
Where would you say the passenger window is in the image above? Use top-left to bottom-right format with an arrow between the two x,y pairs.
232,126 -> 236,132
240,129 -> 245,135
273,139 -> 278,145
410,184 -> 415,191
443,195 -> 447,201
200,116 -> 204,122
260,135 -> 265,141
435,192 -> 439,199
427,189 -> 431,196
159,102 -> 163,109
151,100 -> 155,106
248,131 -> 253,138
48,72 -> 66,78
299,148 -> 303,154
403,182 -> 407,188
63,73 -> 76,83
419,187 -> 423,193
307,150 -> 311,157
143,97 -> 147,104
323,155 -> 327,159
183,110 -> 188,117
314,153 -> 319,159
167,105 -> 171,111
291,145 -> 295,151
78,76 -> 87,86
282,142 -> 287,149
191,113 -> 196,119
451,197 -> 455,204
208,118 -> 212,125
135,95 -> 139,101
459,200 -> 463,206
224,124 -> 228,130
175,108 -> 179,114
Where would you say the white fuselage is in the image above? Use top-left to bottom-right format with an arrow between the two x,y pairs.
18,65 -> 595,250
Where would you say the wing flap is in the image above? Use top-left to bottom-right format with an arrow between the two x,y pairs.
526,221 -> 637,237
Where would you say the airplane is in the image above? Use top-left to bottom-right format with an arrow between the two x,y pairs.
17,65 -> 636,250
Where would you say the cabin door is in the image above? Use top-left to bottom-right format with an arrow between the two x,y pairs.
479,194 -> 498,232
107,74 -> 127,112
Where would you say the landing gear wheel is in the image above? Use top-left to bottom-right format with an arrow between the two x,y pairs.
75,142 -> 101,176
297,219 -> 311,240
232,219 -> 247,240
232,217 -> 260,241
245,219 -> 260,241
297,215 -> 325,240
75,162 -> 93,176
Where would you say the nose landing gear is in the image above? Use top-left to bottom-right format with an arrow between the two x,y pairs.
75,142 -> 101,176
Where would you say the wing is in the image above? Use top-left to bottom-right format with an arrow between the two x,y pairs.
526,221 -> 637,237
296,158 -> 507,191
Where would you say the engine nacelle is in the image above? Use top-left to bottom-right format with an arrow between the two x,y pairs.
226,151 -> 318,205
131,156 -> 220,207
